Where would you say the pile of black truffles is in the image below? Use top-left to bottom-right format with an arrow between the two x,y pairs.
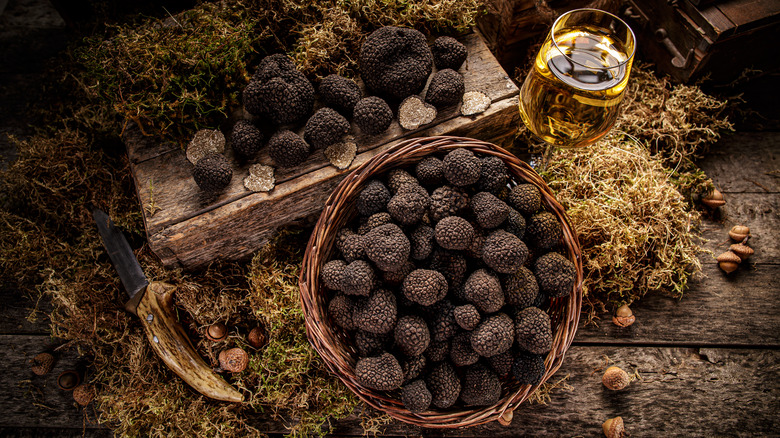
322,148 -> 576,413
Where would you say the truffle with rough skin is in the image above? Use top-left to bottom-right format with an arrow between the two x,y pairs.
429,185 -> 469,222
382,259 -> 415,286
394,315 -> 431,357
477,156 -> 508,193
354,289 -> 398,334
365,223 -> 411,272
512,350 -> 545,385
430,250 -> 468,290
471,192 -> 510,229
502,266 -> 539,308
443,148 -> 481,187
355,330 -> 392,356
336,230 -> 365,262
387,189 -> 429,226
230,120 -> 263,159
415,156 -> 445,186
243,54 -> 314,125
526,212 -> 563,251
431,36 -> 467,71
487,349 -> 514,376
401,379 -> 432,413
482,230 -> 528,274
463,269 -> 504,314
386,169 -> 419,194
425,69 -> 465,108
435,216 -> 474,250
357,180 -> 391,216
460,363 -> 501,406
319,74 -> 361,116
359,26 -> 433,99
508,184 -> 542,216
505,208 -> 526,239
429,300 -> 458,342
342,260 -> 376,296
425,361 -> 461,409
355,353 -> 404,391
450,332 -> 479,366
193,153 -> 232,193
514,307 -> 553,354
454,304 -> 481,331
402,269 -> 448,306
533,252 -> 576,298
304,108 -> 350,149
410,225 -> 435,260
471,313 -> 514,357
328,293 -> 356,330
353,96 -> 393,135
321,259 -> 346,291
358,212 -> 393,235
467,226 -> 486,260
425,341 -> 450,362
268,130 -> 310,168
401,354 -> 426,383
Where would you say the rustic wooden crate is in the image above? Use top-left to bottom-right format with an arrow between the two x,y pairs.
124,32 -> 520,269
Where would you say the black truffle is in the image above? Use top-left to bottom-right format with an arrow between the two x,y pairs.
402,269 -> 448,306
401,354 -> 427,383
443,148 -> 481,187
429,300 -> 458,342
355,352 -> 404,391
336,229 -> 365,263
431,36 -> 467,71
353,96 -> 393,135
467,226 -> 486,260
435,216 -> 474,250
193,153 -> 232,193
321,259 -> 346,291
425,341 -> 450,363
470,192 -> 510,229
482,230 -> 528,274
394,315 -> 431,357
426,361 -> 461,409
365,223 -> 411,272
463,269 -> 504,314
355,330 -> 391,356
514,307 -> 552,355
502,266 -> 539,309
319,74 -> 361,116
533,252 -> 575,298
243,54 -> 314,125
487,349 -> 514,376
359,26 -> 433,99
460,363 -> 501,406
425,69 -> 465,108
358,212 -> 394,235
471,313 -> 514,357
387,189 -> 429,226
268,130 -> 311,168
477,156 -> 508,193
386,169 -> 419,194
342,260 -> 377,296
328,293 -> 356,330
430,250 -> 468,290
357,180 -> 391,216
303,108 -> 349,149
401,379 -> 432,413
505,208 -> 526,239
415,156 -> 444,186
450,332 -> 479,366
410,225 -> 435,260
453,304 -> 481,331
512,350 -> 545,385
354,289 -> 398,334
429,185 -> 469,222
508,184 -> 542,216
230,120 -> 263,159
526,212 -> 563,251
382,259 -> 415,286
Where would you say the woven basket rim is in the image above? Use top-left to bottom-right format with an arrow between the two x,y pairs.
299,135 -> 583,428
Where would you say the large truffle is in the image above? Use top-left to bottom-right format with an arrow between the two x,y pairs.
342,260 -> 376,296
425,362 -> 461,409
463,269 -> 504,314
508,184 -> 542,216
450,332 -> 479,366
526,211 -> 562,251
243,54 -> 314,125
443,148 -> 481,187
482,230 -> 528,274
328,293 -> 356,330
470,192 -> 510,229
415,156 -> 445,186
354,289 -> 398,334
533,252 -> 576,298
402,269 -> 448,306
460,363 -> 502,406
425,69 -> 465,108
477,156 -> 508,193
336,229 -> 365,262
386,169 -> 419,194
471,313 -> 514,357
429,185 -> 469,222
430,250 -> 468,290
394,315 -> 431,357
431,36 -> 467,71
304,108 -> 350,149
193,153 -> 232,193
410,225 -> 435,260
435,216 -> 474,250
321,259 -> 346,291
453,304 -> 481,331
512,350 -> 546,385
355,353 -> 404,391
319,74 -> 361,116
387,189 -> 429,226
514,307 -> 553,355
268,130 -> 311,168
355,330 -> 392,356
353,96 -> 393,135
502,266 -> 539,309
359,26 -> 433,99
230,120 -> 263,159
401,379 -> 432,413
365,223 -> 411,272
357,180 -> 391,216
358,212 -> 394,235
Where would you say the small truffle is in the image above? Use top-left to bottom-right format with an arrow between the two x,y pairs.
365,223 -> 411,272
410,225 -> 435,260
415,156 -> 445,186
471,313 -> 514,357
435,216 -> 474,250
478,156 -> 508,193
353,96 -> 393,135
399,95 -> 437,130
514,307 -> 553,355
304,108 -> 350,149
505,208 -> 526,239
429,300 -> 458,342
354,289 -> 398,334
357,180 -> 392,216
243,54 -> 314,125
342,260 -> 376,296
328,293 -> 356,330
355,330 -> 392,356
429,185 -> 469,222
450,332 -> 479,366
231,120 -> 263,159
193,153 -> 232,193
508,184 -> 542,216
453,304 -> 481,331
359,26 -> 433,99
355,353 -> 404,391
402,269 -> 448,306
471,192 -> 510,229
512,350 -> 545,385
460,363 -> 502,406
443,148 -> 481,187
533,252 -> 576,299
394,315 -> 431,357
526,212 -> 563,251
463,269 -> 504,314
425,361 -> 461,409
382,259 -> 415,286
431,36 -> 467,71
502,266 -> 539,309
401,354 -> 427,383
267,130 -> 311,168
482,230 -> 528,274
430,250 -> 468,290
358,212 -> 394,235
425,69 -> 465,108
401,379 -> 432,413
425,341 -> 450,362
386,169 -> 420,194
337,230 -> 365,262
387,189 -> 429,225
321,259 -> 346,291
487,349 -> 514,376
319,74 -> 361,116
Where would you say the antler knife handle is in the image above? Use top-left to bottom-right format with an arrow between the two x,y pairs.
136,282 -> 244,403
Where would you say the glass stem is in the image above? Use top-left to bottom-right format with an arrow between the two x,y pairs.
539,143 -> 555,173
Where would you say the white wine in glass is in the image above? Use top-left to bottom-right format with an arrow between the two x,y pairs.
519,8 -> 636,154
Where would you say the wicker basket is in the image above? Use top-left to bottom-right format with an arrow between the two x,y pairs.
299,136 -> 583,428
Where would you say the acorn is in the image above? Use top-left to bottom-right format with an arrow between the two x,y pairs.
57,370 -> 81,391
30,352 -> 54,376
498,409 -> 513,426
701,188 -> 725,209
728,225 -> 750,242
612,304 -> 636,328
72,384 -> 95,406
716,251 -> 741,274
247,326 -> 266,349
602,366 -> 630,390
218,347 -> 249,373
206,322 -> 228,342
603,416 -> 625,438
729,241 -> 754,260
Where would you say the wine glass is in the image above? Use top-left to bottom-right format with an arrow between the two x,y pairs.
517,8 -> 636,170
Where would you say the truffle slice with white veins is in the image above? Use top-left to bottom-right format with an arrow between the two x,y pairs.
243,164 -> 275,192
399,96 -> 437,130
461,91 -> 491,116
187,129 -> 226,164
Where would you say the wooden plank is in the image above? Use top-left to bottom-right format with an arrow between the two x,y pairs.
0,288 -> 53,335
716,0 -> 780,31
0,428 -> 111,438
698,131 -> 780,194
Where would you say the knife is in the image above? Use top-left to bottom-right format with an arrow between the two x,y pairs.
93,209 -> 243,403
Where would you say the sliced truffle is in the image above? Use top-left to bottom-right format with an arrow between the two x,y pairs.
394,315 -> 431,357
470,192 -> 510,229
357,180 -> 391,216
355,330 -> 392,356
230,120 -> 263,159
431,36 -> 467,71
387,189 -> 429,226
454,304 -> 481,331
512,350 -> 545,385
482,230 -> 528,274
410,225 -> 435,260
304,108 -> 350,149
402,269 -> 448,306
321,259 -> 346,291
508,184 -> 542,216
319,74 -> 361,116
365,223 -> 411,272
193,153 -> 232,193
460,363 -> 501,406
342,260 -> 376,296
268,130 -> 310,168
429,185 -> 469,222
243,54 -> 314,125
505,208 -> 526,239
526,212 -> 563,251
435,216 -> 474,251
429,300 -> 458,342
450,332 -> 479,366
443,148 -> 481,187
398,95 -> 437,130
401,354 -> 427,383
359,26 -> 433,99
401,379 -> 432,413
358,212 -> 393,234
426,361 -> 461,409
463,269 -> 504,314
514,307 -> 552,355
487,349 -> 514,376
354,289 -> 398,334
477,156 -> 508,193
354,96 -> 393,135
471,313 -> 514,357
430,250 -> 468,290
415,156 -> 445,186
425,69 -> 465,108
328,293 -> 356,330
502,266 -> 539,309
355,353 -> 404,391
533,252 -> 575,298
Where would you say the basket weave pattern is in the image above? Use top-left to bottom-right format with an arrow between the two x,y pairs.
299,136 -> 583,428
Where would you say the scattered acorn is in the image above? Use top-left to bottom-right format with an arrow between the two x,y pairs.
602,366 -> 630,390
603,416 -> 626,438
701,188 -> 725,209
728,225 -> 750,242
219,347 -> 249,373
716,251 -> 741,274
57,370 -> 81,391
248,326 -> 266,349
729,240 -> 754,260
30,352 -> 54,376
206,322 -> 228,342
498,409 -> 513,426
72,383 -> 95,406
612,304 -> 635,328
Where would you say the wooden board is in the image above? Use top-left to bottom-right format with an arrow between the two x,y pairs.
124,32 -> 521,269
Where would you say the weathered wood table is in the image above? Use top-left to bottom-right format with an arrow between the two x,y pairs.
1,130 -> 777,437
